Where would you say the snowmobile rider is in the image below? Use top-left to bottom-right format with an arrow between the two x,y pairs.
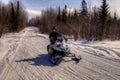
49,27 -> 61,44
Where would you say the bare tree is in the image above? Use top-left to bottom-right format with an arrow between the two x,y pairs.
0,1 -> 28,37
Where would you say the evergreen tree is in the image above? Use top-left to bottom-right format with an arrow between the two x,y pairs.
16,1 -> 20,27
98,0 -> 109,40
99,0 -> 109,25
57,6 -> 61,21
80,0 -> 88,39
74,9 -> 77,17
113,12 -> 117,21
62,5 -> 67,22
10,2 -> 17,32
81,0 -> 88,16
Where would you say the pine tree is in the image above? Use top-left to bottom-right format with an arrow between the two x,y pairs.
98,0 -> 109,40
57,6 -> 61,21
113,12 -> 117,21
16,1 -> 20,27
10,2 -> 17,32
81,0 -> 88,16
74,9 -> 77,17
99,0 -> 109,25
10,1 -> 26,32
80,0 -> 88,39
62,5 -> 67,22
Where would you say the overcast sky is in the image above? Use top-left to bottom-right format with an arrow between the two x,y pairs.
1,0 -> 120,19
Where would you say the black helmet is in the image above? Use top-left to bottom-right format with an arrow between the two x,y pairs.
52,27 -> 57,31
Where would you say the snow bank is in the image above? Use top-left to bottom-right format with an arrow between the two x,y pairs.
68,40 -> 120,59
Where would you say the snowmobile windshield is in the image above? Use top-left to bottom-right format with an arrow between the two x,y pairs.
56,35 -> 64,42
55,35 -> 64,46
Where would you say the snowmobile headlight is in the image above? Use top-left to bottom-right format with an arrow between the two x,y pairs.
56,41 -> 62,45
63,42 -> 67,47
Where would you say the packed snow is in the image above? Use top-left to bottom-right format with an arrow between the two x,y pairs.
0,27 -> 120,80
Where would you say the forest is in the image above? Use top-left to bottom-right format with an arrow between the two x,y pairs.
0,0 -> 120,41
0,1 -> 28,37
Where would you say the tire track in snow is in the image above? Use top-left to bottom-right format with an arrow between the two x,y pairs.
1,27 -> 120,80
69,45 -> 120,80
0,31 -> 31,80
13,33 -> 50,79
71,44 -> 120,67
13,35 -> 46,80
12,34 -> 120,80
14,36 -> 83,80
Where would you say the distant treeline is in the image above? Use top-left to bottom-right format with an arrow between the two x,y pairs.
0,1 -> 28,37
29,0 -> 120,41
0,0 -> 120,41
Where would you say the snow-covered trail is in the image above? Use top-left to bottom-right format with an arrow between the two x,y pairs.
0,27 -> 120,80
69,41 -> 120,80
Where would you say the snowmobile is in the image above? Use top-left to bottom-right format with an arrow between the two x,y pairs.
47,35 -> 81,65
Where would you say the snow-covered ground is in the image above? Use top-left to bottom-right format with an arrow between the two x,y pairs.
0,27 -> 120,80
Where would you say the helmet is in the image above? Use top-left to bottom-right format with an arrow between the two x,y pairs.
52,27 -> 57,31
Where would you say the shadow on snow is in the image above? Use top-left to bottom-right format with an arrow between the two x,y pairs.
16,54 -> 54,67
